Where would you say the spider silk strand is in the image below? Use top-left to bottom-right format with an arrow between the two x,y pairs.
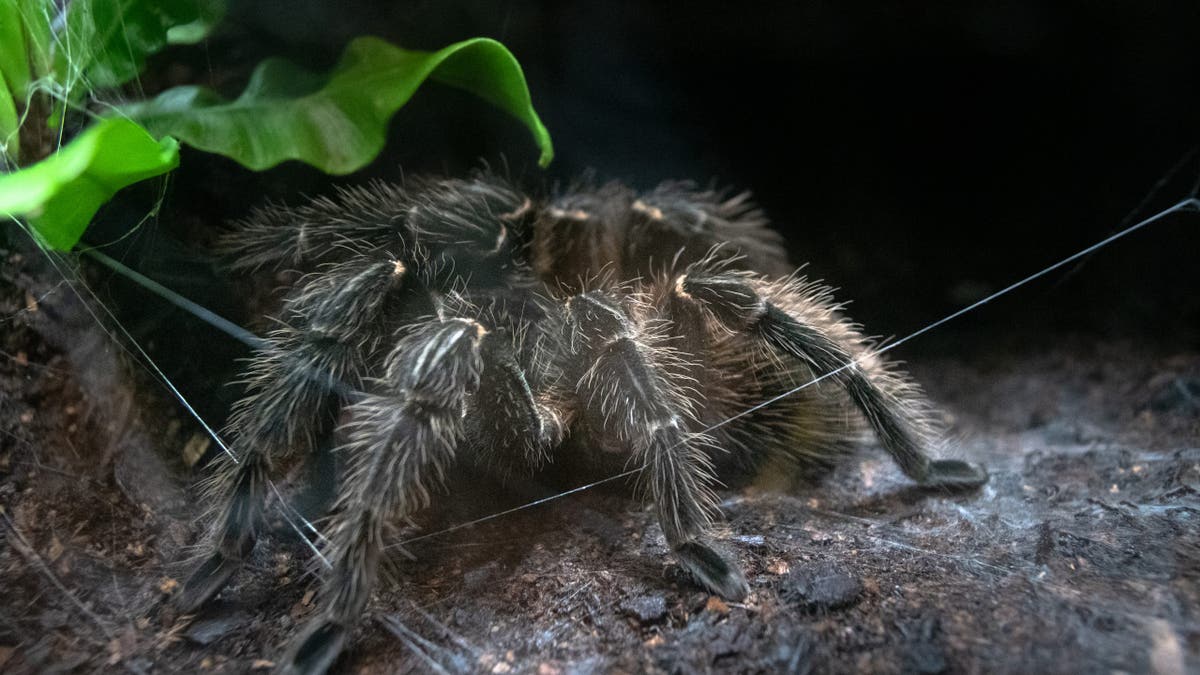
692,197 -> 1199,439
10,223 -> 344,567
10,222 -> 240,464
83,248 -> 267,350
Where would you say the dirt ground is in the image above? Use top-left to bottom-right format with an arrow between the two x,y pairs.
1,244 -> 1197,675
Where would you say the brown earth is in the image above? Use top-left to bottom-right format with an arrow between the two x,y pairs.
1,243 -> 1197,674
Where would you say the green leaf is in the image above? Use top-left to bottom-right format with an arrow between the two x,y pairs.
21,0 -> 54,82
0,117 -> 179,249
0,72 -> 17,162
0,0 -> 32,103
56,0 -> 225,94
166,0 -> 225,45
121,36 -> 554,174
2,0 -> 54,97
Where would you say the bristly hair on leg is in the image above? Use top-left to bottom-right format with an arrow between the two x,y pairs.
216,181 -> 414,273
284,316 -> 486,675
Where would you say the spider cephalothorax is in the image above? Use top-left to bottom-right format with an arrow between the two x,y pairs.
178,172 -> 987,674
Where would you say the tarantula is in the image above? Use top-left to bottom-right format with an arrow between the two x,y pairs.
177,172 -> 987,674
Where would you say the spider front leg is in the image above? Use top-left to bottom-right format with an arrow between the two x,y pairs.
561,291 -> 749,600
283,317 -> 538,675
470,327 -> 566,473
217,183 -> 413,272
675,270 -> 988,488
220,173 -> 533,276
177,257 -> 411,612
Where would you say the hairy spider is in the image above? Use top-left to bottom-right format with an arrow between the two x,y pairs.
177,172 -> 988,674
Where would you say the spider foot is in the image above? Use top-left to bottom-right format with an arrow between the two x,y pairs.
175,552 -> 242,613
675,541 -> 749,601
281,617 -> 350,675
919,459 -> 988,489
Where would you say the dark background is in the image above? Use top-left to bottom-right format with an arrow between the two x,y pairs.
103,0 -> 1200,363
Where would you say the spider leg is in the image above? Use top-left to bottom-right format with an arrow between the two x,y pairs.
282,317 -> 488,675
560,290 -> 749,600
216,183 -> 412,272
626,182 -> 789,277
177,257 -> 411,612
471,327 -> 566,473
676,269 -> 988,488
218,173 -> 531,275
530,182 -> 636,294
530,180 -> 787,293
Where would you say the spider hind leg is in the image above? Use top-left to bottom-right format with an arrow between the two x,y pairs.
676,269 -> 987,489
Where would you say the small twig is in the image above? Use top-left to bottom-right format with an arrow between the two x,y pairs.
2,513 -> 150,675
409,601 -> 481,657
11,460 -> 100,486
3,511 -> 114,640
1085,498 -> 1143,526
378,615 -> 452,675
558,578 -> 594,607
0,348 -> 67,375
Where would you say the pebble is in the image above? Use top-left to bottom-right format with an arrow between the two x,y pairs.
732,534 -> 766,547
1149,376 -> 1200,413
705,596 -> 730,615
782,564 -> 863,611
620,594 -> 668,623
906,642 -> 947,674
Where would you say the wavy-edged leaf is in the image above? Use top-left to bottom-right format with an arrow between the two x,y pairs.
2,0 -> 54,98
166,0 -> 225,46
0,78 -> 16,163
0,1 -> 21,156
121,36 -> 554,173
0,71 -> 17,161
0,117 -> 179,249
0,0 -> 31,105
56,0 -> 225,94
